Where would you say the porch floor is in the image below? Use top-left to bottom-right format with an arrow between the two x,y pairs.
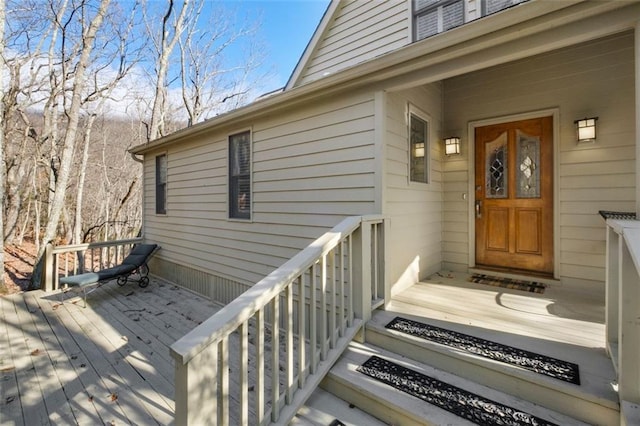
0,278 -> 221,425
382,271 -> 618,410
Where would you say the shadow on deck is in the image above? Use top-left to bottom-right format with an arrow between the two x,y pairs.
0,278 -> 220,425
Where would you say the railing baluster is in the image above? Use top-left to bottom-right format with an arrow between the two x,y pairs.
256,309 -> 265,424
328,248 -> 336,349
298,274 -> 306,389
220,336 -> 229,426
348,234 -> 353,326
310,264 -> 318,373
271,296 -> 280,422
372,224 -> 378,300
285,283 -> 294,404
240,321 -> 249,425
320,255 -> 327,361
339,240 -> 345,337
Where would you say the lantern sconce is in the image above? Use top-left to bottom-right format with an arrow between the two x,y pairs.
575,117 -> 598,144
444,137 -> 461,156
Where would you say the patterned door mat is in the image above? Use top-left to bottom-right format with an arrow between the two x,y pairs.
386,317 -> 580,385
469,273 -> 546,293
357,356 -> 558,426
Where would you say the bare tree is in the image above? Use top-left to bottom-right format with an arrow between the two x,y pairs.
0,0 -> 6,288
146,0 -> 193,141
178,4 -> 263,125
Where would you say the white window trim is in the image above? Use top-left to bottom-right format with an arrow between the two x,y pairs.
407,104 -> 431,186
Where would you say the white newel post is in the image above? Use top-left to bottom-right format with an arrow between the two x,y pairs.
173,345 -> 219,426
618,232 -> 640,405
352,219 -> 372,343
43,242 -> 54,292
605,225 -> 619,361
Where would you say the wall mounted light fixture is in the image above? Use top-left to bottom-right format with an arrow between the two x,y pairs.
413,142 -> 425,158
444,137 -> 460,155
575,117 -> 598,143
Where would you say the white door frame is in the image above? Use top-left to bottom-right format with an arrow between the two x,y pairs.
467,108 -> 560,279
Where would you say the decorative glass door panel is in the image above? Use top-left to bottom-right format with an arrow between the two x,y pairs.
475,117 -> 553,275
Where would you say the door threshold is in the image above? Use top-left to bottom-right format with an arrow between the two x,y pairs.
469,267 -> 560,287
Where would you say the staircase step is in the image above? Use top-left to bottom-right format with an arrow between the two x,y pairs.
292,388 -> 388,426
366,310 -> 619,425
323,342 -> 587,426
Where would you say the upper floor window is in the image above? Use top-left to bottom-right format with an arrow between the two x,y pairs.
413,0 -> 529,42
229,131 -> 251,220
409,111 -> 429,184
414,0 -> 465,41
155,154 -> 167,214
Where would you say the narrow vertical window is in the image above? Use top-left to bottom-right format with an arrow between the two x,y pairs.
155,154 -> 167,214
409,113 -> 429,183
229,131 -> 251,219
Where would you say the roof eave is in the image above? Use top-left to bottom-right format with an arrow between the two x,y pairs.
131,0 -> 634,156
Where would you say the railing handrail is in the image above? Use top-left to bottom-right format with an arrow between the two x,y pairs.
171,215 -> 382,365
51,237 -> 144,254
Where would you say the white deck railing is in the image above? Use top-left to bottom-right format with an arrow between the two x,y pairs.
170,215 -> 386,426
40,237 -> 144,291
605,219 -> 640,424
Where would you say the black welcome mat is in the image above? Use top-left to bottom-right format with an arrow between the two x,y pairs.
357,356 -> 558,426
386,317 -> 580,385
470,273 -> 546,293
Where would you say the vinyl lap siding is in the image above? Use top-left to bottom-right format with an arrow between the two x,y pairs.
298,0 -> 409,86
442,32 -> 635,286
385,84 -> 444,292
143,92 -> 377,293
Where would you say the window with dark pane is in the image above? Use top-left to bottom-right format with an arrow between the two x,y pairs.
410,113 -> 429,183
155,154 -> 167,214
413,0 -> 464,41
229,131 -> 251,219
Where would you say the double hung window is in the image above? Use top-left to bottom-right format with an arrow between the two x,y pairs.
229,131 -> 251,219
155,154 -> 167,214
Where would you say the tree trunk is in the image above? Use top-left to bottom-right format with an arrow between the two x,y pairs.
148,0 -> 191,141
0,0 -> 6,289
73,113 -> 96,244
38,0 -> 112,260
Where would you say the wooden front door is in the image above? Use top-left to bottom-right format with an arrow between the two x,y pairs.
475,116 -> 553,275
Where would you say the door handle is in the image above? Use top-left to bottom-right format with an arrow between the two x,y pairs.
475,200 -> 482,219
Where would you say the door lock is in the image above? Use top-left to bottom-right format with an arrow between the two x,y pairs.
475,200 -> 482,218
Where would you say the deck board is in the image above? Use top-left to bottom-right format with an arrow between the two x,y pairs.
1,278 -> 221,425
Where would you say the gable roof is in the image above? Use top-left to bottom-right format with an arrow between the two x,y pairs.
285,0 -> 340,90
286,0 -> 411,90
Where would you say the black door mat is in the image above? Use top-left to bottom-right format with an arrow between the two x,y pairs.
357,356 -> 558,426
469,274 -> 546,293
386,317 -> 580,385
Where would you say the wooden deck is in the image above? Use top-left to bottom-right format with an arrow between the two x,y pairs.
391,272 -> 606,348
0,270 -> 615,425
0,278 -> 221,425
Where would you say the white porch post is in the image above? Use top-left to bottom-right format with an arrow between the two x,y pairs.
352,219 -> 372,343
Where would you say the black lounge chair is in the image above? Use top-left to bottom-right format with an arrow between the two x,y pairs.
59,243 -> 159,306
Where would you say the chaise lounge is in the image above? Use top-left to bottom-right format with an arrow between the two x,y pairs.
59,243 -> 159,306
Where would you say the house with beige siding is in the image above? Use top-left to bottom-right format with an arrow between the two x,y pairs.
129,1 -> 640,424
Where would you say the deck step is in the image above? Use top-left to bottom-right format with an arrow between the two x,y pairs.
322,342 -> 587,426
291,388 -> 387,426
365,310 -> 619,425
